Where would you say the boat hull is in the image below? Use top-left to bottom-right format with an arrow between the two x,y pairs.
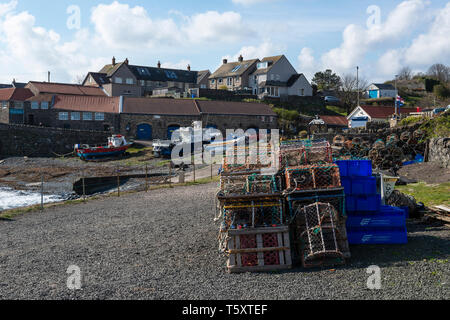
76,145 -> 130,160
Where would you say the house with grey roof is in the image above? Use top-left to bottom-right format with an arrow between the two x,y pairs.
208,55 -> 258,92
197,70 -> 211,89
249,55 -> 313,99
83,57 -> 199,97
366,83 -> 398,99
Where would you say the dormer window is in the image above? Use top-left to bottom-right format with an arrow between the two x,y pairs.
257,62 -> 268,69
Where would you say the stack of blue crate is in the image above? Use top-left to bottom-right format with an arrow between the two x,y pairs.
336,160 -> 408,245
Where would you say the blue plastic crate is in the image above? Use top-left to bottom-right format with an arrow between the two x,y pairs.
400,206 -> 410,219
351,176 -> 377,195
346,214 -> 406,229
380,205 -> 405,215
347,228 -> 408,244
336,160 -> 348,177
341,177 -> 352,195
347,160 -> 372,177
347,194 -> 381,213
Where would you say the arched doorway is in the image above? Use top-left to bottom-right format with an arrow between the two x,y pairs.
136,123 -> 153,140
167,125 -> 181,139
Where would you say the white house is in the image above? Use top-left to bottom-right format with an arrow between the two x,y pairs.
249,55 -> 313,99
366,83 -> 398,99
347,105 -> 417,128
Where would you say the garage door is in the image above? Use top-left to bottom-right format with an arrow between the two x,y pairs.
137,124 -> 152,140
167,125 -> 180,139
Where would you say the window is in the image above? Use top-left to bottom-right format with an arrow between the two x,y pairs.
41,101 -> 49,109
211,79 -> 215,84
140,80 -> 145,86
71,112 -> 80,121
14,101 -> 24,109
270,74 -> 275,80
218,78 -> 223,84
83,112 -> 93,121
95,112 -> 105,121
227,77 -> 233,86
115,77 -> 123,84
58,112 -> 69,120
31,102 -> 39,109
300,88 -> 305,96
231,65 -> 241,73
126,78 -> 134,85
201,84 -> 207,89
257,62 -> 268,69
1,101 -> 7,109
276,74 -> 280,80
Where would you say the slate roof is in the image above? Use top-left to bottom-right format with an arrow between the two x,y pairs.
197,70 -> 211,84
252,55 -> 284,75
0,88 -> 34,101
209,59 -> 259,79
128,65 -> 198,83
27,82 -> 107,96
371,83 -> 396,90
260,74 -> 302,88
85,72 -> 111,86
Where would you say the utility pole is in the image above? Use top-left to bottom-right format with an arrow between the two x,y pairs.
356,66 -> 360,107
48,71 -> 51,83
394,75 -> 398,117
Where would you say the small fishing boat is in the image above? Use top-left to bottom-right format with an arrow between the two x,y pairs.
75,135 -> 132,161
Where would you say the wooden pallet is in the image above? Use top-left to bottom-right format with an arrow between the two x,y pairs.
226,226 -> 292,273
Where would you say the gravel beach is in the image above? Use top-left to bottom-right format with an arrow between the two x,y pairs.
0,183 -> 448,300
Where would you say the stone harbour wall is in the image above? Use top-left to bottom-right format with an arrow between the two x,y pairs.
0,123 -> 110,158
429,138 -> 450,168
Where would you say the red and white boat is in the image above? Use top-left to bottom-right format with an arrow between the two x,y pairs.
75,135 -> 132,161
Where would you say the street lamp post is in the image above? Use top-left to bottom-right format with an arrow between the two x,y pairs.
356,66 -> 360,107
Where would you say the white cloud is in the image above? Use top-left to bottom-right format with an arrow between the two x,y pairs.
0,0 -> 17,16
161,59 -> 191,70
298,0 -> 450,82
232,0 -> 279,6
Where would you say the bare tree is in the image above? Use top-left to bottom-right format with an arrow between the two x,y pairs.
75,74 -> 86,85
427,63 -> 450,83
398,66 -> 413,80
337,74 -> 369,113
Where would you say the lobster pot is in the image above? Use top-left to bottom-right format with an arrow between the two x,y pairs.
223,145 -> 278,173
220,173 -> 281,196
285,164 -> 341,191
298,203 -> 346,268
280,140 -> 332,168
287,188 -> 346,220
220,196 -> 285,230
226,226 -> 292,273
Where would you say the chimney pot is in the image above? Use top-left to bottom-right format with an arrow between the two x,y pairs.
238,55 -> 243,62
223,59 -> 228,65
157,61 -> 161,68
124,58 -> 129,65
112,56 -> 116,66
187,64 -> 191,71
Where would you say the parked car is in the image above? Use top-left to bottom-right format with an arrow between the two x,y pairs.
324,96 -> 340,103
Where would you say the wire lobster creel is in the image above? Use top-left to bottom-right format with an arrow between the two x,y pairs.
299,202 -> 345,268
285,164 -> 341,192
219,173 -> 281,196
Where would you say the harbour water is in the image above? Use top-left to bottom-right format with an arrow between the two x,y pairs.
0,187 -> 66,211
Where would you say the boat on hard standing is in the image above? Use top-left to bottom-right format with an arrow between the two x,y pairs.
75,135 -> 132,161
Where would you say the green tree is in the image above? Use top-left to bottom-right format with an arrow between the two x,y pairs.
312,69 -> 342,91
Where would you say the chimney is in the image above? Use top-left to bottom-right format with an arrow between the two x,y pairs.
112,56 -> 116,66
238,55 -> 243,62
124,58 -> 129,65
12,78 -> 16,86
187,64 -> 191,71
223,58 -> 228,65
157,61 -> 161,68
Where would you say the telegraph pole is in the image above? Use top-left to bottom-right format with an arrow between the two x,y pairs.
356,66 -> 360,107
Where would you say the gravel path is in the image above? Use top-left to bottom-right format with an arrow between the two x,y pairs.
0,183 -> 448,300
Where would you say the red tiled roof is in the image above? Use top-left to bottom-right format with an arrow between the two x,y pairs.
320,115 -> 348,126
52,95 -> 120,113
360,105 -> 418,119
122,98 -> 199,115
27,81 -> 106,96
196,100 -> 277,116
0,88 -> 34,101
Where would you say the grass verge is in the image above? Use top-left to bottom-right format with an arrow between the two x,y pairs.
396,182 -> 450,207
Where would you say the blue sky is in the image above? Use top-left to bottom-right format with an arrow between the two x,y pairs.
0,0 -> 449,84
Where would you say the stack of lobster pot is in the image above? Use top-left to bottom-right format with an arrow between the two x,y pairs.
217,146 -> 292,273
281,140 -> 351,268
